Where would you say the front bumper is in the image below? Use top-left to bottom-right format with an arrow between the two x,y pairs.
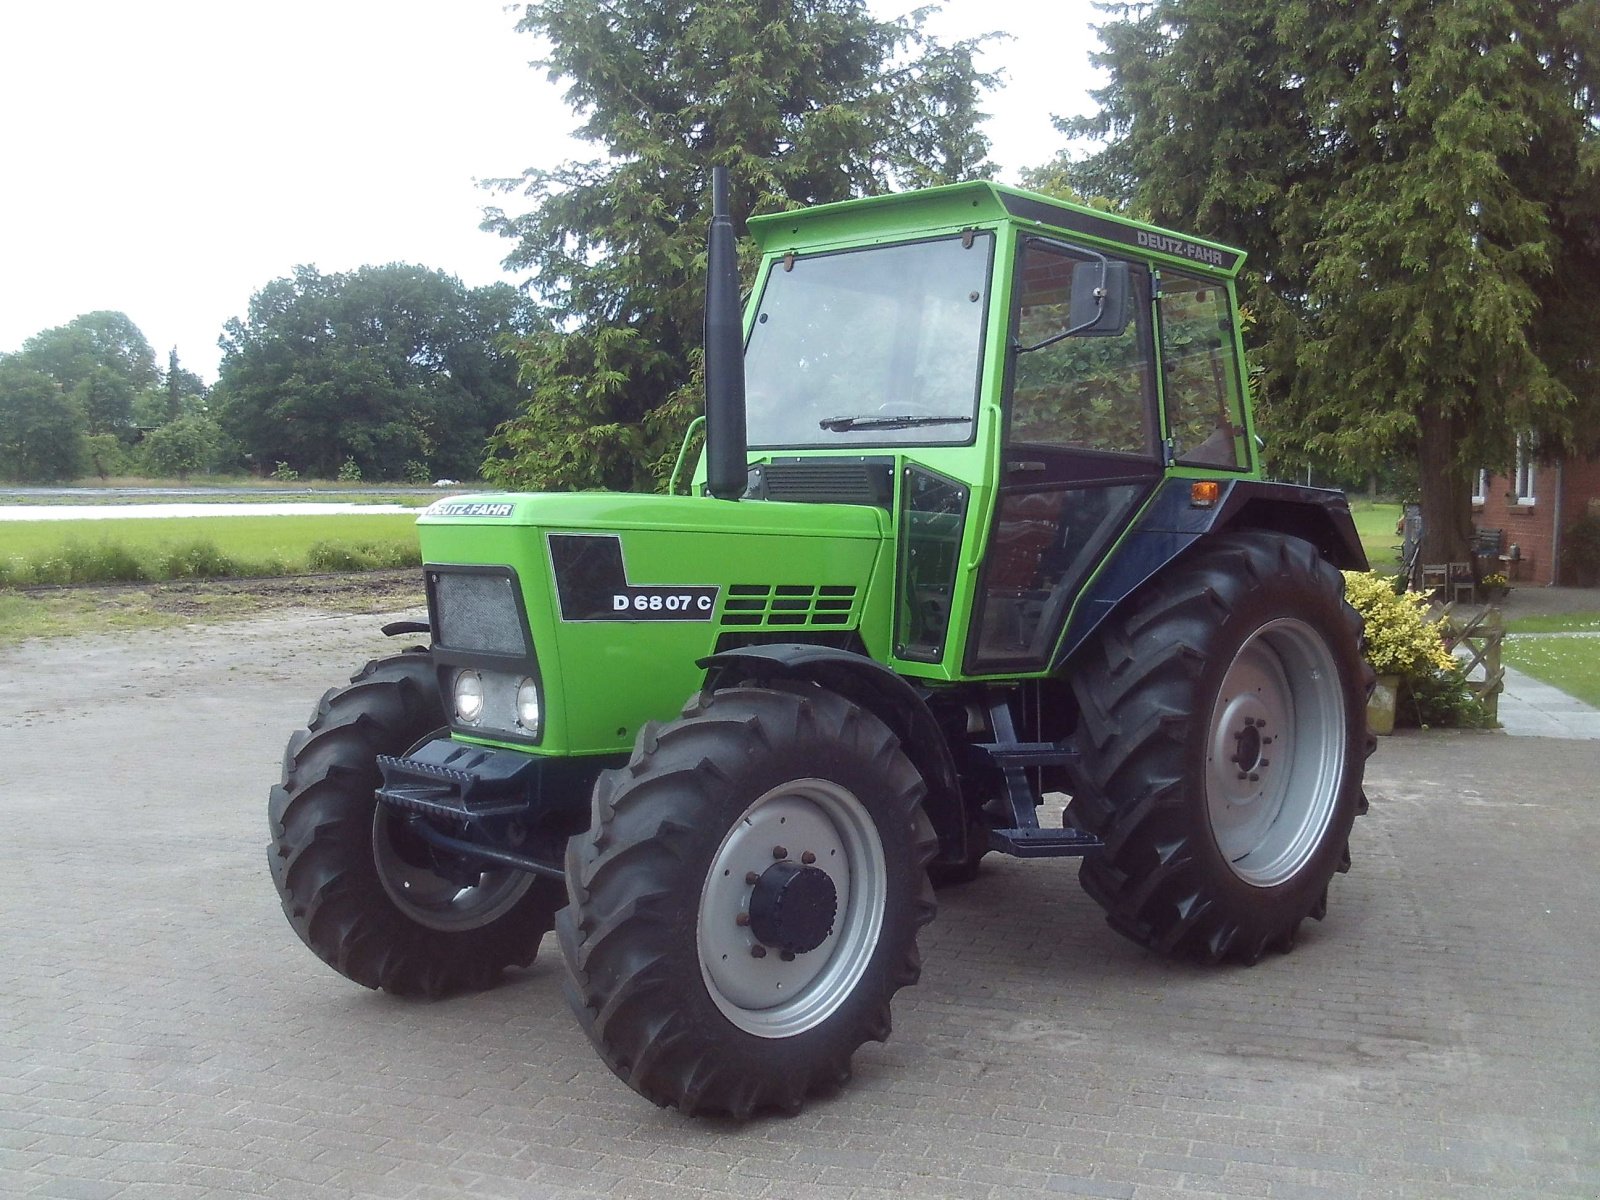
377,738 -> 545,820
377,737 -> 618,826
375,738 -> 622,879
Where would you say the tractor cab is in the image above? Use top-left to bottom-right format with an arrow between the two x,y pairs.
716,183 -> 1258,681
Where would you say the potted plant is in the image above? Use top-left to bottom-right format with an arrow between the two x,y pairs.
1481,572 -> 1510,602
1341,572 -> 1459,735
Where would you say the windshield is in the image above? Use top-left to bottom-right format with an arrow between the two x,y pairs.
744,233 -> 993,448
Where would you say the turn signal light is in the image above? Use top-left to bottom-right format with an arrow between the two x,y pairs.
1190,480 -> 1221,508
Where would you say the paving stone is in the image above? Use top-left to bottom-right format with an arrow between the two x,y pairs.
2,618 -> 1598,1200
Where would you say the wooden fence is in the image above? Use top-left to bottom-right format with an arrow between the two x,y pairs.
1429,602 -> 1505,723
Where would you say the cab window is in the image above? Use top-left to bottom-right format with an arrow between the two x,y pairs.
1009,242 -> 1155,456
1158,273 -> 1249,470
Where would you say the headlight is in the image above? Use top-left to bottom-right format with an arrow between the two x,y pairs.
453,671 -> 485,723
515,677 -> 541,732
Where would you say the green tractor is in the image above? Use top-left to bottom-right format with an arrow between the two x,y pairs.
269,172 -> 1372,1117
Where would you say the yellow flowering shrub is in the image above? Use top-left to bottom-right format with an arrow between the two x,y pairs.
1340,571 -> 1456,677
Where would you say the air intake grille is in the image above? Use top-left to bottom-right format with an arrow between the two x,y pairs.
747,461 -> 893,507
431,570 -> 529,656
720,584 -> 859,628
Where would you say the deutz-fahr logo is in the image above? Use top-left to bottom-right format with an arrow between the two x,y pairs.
1135,230 -> 1227,268
428,501 -> 515,518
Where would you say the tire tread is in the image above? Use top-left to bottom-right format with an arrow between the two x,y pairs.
558,685 -> 936,1117
1067,533 -> 1370,963
268,651 -> 558,997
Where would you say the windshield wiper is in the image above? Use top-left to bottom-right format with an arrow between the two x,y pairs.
818,414 -> 974,432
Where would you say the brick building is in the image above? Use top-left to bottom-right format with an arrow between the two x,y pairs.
1472,442 -> 1600,585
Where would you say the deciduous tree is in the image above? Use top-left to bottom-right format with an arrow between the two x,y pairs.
140,414 -> 223,481
14,311 -> 159,438
213,265 -> 534,480
0,361 -> 86,482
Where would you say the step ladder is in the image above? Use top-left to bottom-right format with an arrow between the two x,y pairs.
973,696 -> 1103,858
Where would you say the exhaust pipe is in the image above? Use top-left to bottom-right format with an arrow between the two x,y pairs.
703,166 -> 748,501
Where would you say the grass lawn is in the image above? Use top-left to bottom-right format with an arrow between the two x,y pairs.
0,514 -> 420,585
1502,631 -> 1600,707
1505,612 -> 1600,634
1348,500 -> 1403,572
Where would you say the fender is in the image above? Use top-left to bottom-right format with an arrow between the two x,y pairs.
699,644 -> 969,866
1053,477 -> 1367,669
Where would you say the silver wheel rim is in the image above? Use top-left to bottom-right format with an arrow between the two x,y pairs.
1205,618 -> 1346,887
698,779 -> 886,1039
372,808 -> 534,932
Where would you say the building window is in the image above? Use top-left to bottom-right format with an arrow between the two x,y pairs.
1471,469 -> 1488,505
1513,436 -> 1536,505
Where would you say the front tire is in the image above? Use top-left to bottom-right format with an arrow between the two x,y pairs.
268,652 -> 563,997
1067,533 -> 1372,963
558,685 -> 937,1117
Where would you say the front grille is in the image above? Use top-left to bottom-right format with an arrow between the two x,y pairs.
431,569 -> 529,656
719,584 -> 859,629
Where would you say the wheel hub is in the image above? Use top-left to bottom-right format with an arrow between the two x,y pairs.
1205,618 -> 1346,887
1211,692 -> 1277,809
698,782 -> 886,1038
748,860 -> 837,954
1231,723 -> 1263,772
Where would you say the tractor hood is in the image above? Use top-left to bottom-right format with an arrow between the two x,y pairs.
414,491 -> 892,757
418,490 -> 885,540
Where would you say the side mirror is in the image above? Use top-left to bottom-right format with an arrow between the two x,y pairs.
1067,260 -> 1131,337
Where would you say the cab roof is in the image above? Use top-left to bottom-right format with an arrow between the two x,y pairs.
746,181 -> 1246,279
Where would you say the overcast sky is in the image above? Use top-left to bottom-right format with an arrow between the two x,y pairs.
0,0 -> 1105,382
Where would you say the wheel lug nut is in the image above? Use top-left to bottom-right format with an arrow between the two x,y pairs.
1260,759 -> 1270,767
1237,771 -> 1249,780
736,912 -> 750,927
745,871 -> 760,885
772,846 -> 788,860
750,945 -> 767,959
1248,772 -> 1260,782
1244,717 -> 1256,727
780,950 -> 796,962
801,851 -> 816,865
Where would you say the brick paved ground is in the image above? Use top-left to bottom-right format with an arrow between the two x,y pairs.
3,612 -> 1598,1199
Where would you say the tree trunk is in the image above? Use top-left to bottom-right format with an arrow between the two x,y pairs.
1417,405 -> 1474,566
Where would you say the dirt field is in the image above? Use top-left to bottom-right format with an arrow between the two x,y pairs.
1,569 -> 427,644
21,568 -> 424,618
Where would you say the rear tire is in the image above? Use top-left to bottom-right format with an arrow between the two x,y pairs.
558,685 -> 937,1117
268,652 -> 562,997
1067,533 -> 1372,963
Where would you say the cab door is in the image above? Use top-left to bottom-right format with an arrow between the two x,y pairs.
1154,269 -> 1253,472
965,237 -> 1164,674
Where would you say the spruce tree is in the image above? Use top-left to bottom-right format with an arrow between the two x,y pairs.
1052,0 -> 1599,562
480,0 -> 996,492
